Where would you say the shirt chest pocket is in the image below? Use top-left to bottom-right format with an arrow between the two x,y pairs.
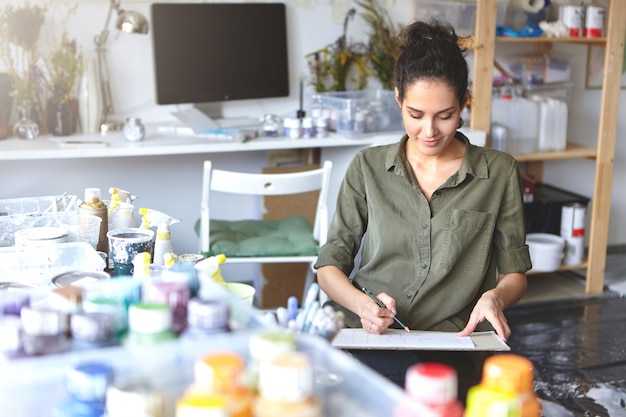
439,209 -> 495,273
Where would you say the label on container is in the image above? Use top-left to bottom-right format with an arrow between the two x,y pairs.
560,203 -> 586,265
584,6 -> 605,38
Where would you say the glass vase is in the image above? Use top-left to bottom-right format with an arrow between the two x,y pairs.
13,100 -> 39,140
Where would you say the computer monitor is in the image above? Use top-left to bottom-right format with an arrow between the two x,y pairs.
151,3 -> 289,107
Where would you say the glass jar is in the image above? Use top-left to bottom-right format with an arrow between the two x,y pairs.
123,117 -> 145,142
13,100 -> 39,140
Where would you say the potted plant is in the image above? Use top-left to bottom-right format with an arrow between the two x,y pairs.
45,31 -> 82,136
305,8 -> 370,92
356,0 -> 402,91
0,2 -> 47,137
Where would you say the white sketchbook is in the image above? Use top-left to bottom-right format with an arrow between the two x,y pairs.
331,329 -> 510,351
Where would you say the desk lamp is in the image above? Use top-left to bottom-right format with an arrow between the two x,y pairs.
94,0 -> 149,133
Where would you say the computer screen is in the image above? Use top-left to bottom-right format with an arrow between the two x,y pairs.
151,3 -> 289,106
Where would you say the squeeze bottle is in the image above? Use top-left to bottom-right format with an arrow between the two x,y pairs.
78,188 -> 109,255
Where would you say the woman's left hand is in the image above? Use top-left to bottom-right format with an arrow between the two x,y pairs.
456,290 -> 510,340
456,272 -> 527,341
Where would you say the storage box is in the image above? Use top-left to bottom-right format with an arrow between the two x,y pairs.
0,331 -> 427,417
0,195 -> 78,247
524,183 -> 590,235
413,0 -> 509,36
310,90 -> 403,137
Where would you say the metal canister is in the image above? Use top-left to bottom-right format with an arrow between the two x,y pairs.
490,123 -> 508,152
560,202 -> 587,266
584,6 -> 605,38
559,5 -> 584,37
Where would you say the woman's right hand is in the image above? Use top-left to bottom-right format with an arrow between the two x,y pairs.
359,291 -> 396,334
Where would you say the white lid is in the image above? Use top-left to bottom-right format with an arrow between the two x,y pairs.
128,303 -> 172,334
106,384 -> 164,417
20,306 -> 66,336
84,188 -> 102,203
405,363 -> 457,405
258,352 -> 314,402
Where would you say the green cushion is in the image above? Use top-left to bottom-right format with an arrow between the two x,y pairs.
194,216 -> 319,257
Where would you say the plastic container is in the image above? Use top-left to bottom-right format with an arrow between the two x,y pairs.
491,96 -> 539,154
0,242 -> 107,287
310,90 -> 402,137
0,331 -> 429,417
413,0 -> 509,36
54,212 -> 103,249
526,233 -> 565,272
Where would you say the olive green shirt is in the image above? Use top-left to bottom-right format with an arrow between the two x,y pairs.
315,132 -> 532,332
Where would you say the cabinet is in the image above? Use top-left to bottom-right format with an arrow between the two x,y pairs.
470,0 -> 626,294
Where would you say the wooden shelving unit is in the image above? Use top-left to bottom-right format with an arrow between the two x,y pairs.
470,0 -> 626,294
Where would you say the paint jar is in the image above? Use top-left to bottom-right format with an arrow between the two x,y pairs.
70,311 -> 118,350
283,118 -> 301,139
480,354 -> 541,417
20,306 -> 70,356
314,117 -> 328,138
405,363 -> 464,417
56,361 -> 113,417
106,384 -> 165,417
0,315 -> 24,360
106,228 -> 154,276
248,330 -> 297,390
301,117 -> 314,138
185,351 -> 253,417
181,297 -> 230,339
143,280 -> 190,334
125,302 -> 177,346
254,351 -> 322,417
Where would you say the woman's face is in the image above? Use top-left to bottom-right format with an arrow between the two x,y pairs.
395,80 -> 464,157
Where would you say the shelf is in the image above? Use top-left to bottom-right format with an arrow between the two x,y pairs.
496,36 -> 607,45
527,260 -> 588,275
513,142 -> 597,162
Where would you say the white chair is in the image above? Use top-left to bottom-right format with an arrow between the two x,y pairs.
199,160 -> 333,301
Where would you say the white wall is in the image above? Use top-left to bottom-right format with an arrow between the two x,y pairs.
2,0 -> 625,246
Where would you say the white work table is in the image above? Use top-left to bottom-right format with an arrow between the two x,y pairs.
0,128 -> 485,255
0,128 -> 400,161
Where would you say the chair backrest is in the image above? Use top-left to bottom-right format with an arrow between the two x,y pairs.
200,160 -> 333,255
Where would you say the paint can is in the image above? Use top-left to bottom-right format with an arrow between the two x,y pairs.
584,6 -> 605,38
560,202 -> 586,265
559,5 -> 584,37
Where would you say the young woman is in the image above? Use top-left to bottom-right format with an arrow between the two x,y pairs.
315,19 -> 531,401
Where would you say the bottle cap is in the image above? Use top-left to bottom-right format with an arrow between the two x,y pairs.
405,362 -> 458,405
84,188 -> 102,203
193,352 -> 245,394
249,330 -> 297,364
66,361 -> 114,402
481,354 -> 535,394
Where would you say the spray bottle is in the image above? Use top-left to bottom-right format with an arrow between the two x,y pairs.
139,208 -> 181,266
194,254 -> 227,297
78,188 -> 109,255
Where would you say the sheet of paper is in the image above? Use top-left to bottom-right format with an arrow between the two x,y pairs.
331,329 -> 510,351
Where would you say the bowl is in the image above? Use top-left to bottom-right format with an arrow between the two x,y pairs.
526,233 -> 565,272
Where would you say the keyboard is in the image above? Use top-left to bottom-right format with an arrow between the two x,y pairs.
216,117 -> 261,129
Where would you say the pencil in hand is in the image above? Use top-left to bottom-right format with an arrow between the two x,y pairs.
361,287 -> 411,333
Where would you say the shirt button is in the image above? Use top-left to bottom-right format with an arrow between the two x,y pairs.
406,293 -> 413,299
422,224 -> 428,230
421,264 -> 428,269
